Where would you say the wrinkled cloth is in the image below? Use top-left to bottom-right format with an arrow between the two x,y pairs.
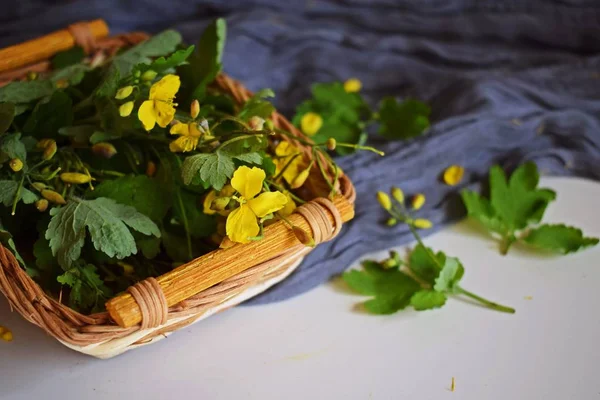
2,0 -> 600,304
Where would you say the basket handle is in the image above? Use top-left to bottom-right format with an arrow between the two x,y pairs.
0,19 -> 109,73
106,194 -> 355,328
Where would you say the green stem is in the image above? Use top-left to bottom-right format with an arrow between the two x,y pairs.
176,189 -> 194,260
499,233 -> 516,255
266,180 -> 306,204
218,133 -> 265,150
11,174 -> 25,215
455,286 -> 516,314
316,142 -> 385,156
313,148 -> 336,197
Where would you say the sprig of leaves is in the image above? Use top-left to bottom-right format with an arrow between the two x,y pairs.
462,162 -> 598,254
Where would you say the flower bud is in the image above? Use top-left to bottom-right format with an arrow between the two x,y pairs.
35,199 -> 49,212
248,116 -> 265,131
300,112 -> 323,136
377,191 -> 392,211
92,142 -> 118,159
146,161 -> 156,177
55,79 -> 69,89
290,166 -> 311,189
386,217 -> 398,226
211,197 -> 231,212
292,226 -> 315,247
37,139 -> 57,160
265,119 -> 275,130
413,218 -> 433,229
381,258 -> 398,269
141,70 -> 157,81
391,187 -> 404,204
119,101 -> 134,117
115,86 -> 134,100
60,172 -> 92,184
411,194 -> 426,210
326,138 -> 337,151
32,182 -> 46,191
41,189 -> 66,205
190,100 -> 200,119
27,71 -> 38,81
1,330 -> 13,342
134,70 -> 141,78
117,261 -> 135,276
343,78 -> 362,93
9,158 -> 23,172
443,164 -> 465,186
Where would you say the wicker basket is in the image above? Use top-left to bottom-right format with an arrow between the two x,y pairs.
0,20 -> 355,359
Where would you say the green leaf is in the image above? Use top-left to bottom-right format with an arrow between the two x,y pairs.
433,257 -> 464,292
0,133 -> 27,162
23,91 -> 74,138
181,149 -> 235,190
173,189 -> 216,238
51,46 -> 85,69
136,234 -> 162,259
261,155 -> 276,177
378,98 -> 430,140
0,80 -> 54,104
89,175 -> 172,222
94,65 -> 120,99
0,180 -> 37,207
50,64 -> 89,86
149,45 -> 195,73
461,190 -> 507,235
89,131 -> 120,144
161,228 -> 191,262
410,290 -> 447,310
408,244 -> 444,285
523,224 -> 599,254
233,152 -> 263,165
180,18 -> 227,102
0,220 -> 25,266
238,89 -> 275,121
46,197 -> 160,269
0,103 -> 15,134
57,264 -> 112,312
58,125 -> 96,144
33,236 -> 56,271
343,260 -> 421,315
113,30 -> 182,75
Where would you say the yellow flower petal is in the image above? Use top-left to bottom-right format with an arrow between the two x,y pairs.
115,86 -> 134,100
169,135 -> 198,153
203,190 -> 218,215
149,74 -> 180,101
413,218 -> 433,229
290,166 -> 311,189
138,100 -> 156,131
247,191 -> 288,218
119,101 -> 134,117
278,192 -> 297,217
226,204 -> 260,243
412,193 -> 426,210
170,122 -> 190,136
231,166 -> 265,199
443,165 -> 465,186
154,101 -> 176,128
343,78 -> 362,93
300,112 -> 323,136
221,184 -> 236,197
275,141 -> 295,157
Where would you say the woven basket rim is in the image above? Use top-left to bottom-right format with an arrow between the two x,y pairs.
0,22 -> 356,352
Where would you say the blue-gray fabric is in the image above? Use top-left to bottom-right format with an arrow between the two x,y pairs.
2,1 -> 600,304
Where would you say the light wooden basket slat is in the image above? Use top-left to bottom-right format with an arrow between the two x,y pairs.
0,20 -> 356,358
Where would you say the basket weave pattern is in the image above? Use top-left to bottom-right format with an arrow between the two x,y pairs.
0,21 -> 355,358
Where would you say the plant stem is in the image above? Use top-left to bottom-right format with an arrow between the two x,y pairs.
218,133 -> 265,150
499,233 -> 516,255
11,175 -> 25,215
455,286 -> 516,314
175,189 -> 194,260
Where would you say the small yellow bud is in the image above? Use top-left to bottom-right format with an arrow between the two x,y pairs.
60,172 -> 92,184
1,330 -> 13,342
343,78 -> 362,93
190,100 -> 200,119
326,138 -> 337,151
38,139 -> 57,160
381,258 -> 398,269
300,112 -> 323,136
41,189 -> 66,205
55,79 -> 69,89
391,187 -> 404,204
411,193 -> 426,210
32,182 -> 46,191
265,119 -> 275,130
211,197 -> 231,212
443,165 -> 465,186
115,86 -> 134,100
292,226 -> 315,247
27,71 -> 38,81
117,261 -> 135,276
377,191 -> 392,211
146,161 -> 156,177
290,166 -> 311,189
119,101 -> 134,117
413,218 -> 433,229
91,142 -> 118,159
141,69 -> 157,81
386,217 -> 398,226
9,158 -> 23,172
248,116 -> 265,131
35,199 -> 49,212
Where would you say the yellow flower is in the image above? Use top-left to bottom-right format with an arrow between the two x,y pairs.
412,193 -> 426,210
115,86 -> 134,100
278,191 -> 297,217
190,99 -> 200,119
119,101 -> 134,117
203,185 -> 235,216
391,187 -> 404,204
413,218 -> 433,229
274,141 -> 305,186
343,78 -> 362,93
300,112 -> 323,136
169,119 -> 209,153
138,74 -> 180,131
443,165 -> 465,186
226,166 -> 288,244
377,191 -> 392,210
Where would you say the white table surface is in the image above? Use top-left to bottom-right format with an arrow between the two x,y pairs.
2,177 -> 600,400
